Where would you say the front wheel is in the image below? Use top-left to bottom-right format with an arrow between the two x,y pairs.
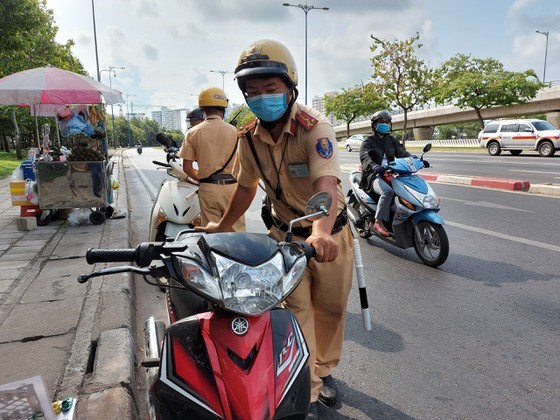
346,145 -> 352,152
413,221 -> 449,267
487,141 -> 501,156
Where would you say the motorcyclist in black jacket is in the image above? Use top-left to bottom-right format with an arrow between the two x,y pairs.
359,110 -> 412,237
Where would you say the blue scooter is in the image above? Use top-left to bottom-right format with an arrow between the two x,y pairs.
346,144 -> 449,267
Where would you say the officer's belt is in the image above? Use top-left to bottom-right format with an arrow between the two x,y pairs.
272,207 -> 347,237
198,173 -> 237,185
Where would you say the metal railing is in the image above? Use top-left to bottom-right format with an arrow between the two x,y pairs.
405,139 -> 481,148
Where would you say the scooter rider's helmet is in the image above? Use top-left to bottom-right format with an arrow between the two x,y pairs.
371,109 -> 392,131
198,87 -> 228,109
186,107 -> 204,123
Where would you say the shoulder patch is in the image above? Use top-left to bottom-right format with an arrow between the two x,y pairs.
237,118 -> 257,138
295,111 -> 318,131
315,137 -> 334,159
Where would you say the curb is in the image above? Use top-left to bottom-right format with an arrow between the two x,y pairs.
75,151 -> 137,418
421,173 -> 560,196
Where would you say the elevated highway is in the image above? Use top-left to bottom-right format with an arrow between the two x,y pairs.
334,85 -> 560,140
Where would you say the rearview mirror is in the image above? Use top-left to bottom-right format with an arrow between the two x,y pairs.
305,192 -> 332,221
155,132 -> 173,148
423,143 -> 432,153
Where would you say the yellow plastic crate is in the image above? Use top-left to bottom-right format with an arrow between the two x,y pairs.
10,180 -> 33,206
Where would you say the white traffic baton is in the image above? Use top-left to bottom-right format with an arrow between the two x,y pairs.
349,225 -> 371,331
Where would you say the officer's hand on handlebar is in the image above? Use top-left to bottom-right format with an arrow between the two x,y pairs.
195,222 -> 220,233
422,160 -> 430,168
306,231 -> 338,263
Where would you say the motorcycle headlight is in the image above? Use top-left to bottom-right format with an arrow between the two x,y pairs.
175,251 -> 307,316
403,184 -> 439,209
422,195 -> 439,209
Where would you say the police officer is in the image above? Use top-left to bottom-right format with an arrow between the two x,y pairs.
200,39 -> 354,419
179,87 -> 245,232
360,110 -> 411,237
186,106 -> 204,129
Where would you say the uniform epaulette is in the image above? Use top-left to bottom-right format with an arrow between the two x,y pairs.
295,110 -> 318,131
238,118 -> 257,137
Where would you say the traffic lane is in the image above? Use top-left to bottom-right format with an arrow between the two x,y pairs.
126,147 -> 171,199
339,149 -> 560,185
432,183 -> 560,248
424,152 -> 560,185
338,215 -> 560,419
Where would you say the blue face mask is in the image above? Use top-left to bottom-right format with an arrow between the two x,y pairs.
375,123 -> 391,134
246,92 -> 288,122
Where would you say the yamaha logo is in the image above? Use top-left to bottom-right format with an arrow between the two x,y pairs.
231,317 -> 249,336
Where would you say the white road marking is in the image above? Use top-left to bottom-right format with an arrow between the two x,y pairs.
508,170 -> 560,175
446,221 -> 560,253
442,197 -> 534,213
126,150 -> 158,198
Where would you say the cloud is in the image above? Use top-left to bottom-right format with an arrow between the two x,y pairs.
45,0 -> 560,114
143,44 -> 158,61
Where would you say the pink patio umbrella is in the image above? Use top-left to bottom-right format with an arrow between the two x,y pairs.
0,66 -> 124,106
0,66 -> 124,149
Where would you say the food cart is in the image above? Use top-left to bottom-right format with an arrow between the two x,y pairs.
0,66 -> 124,226
35,159 -> 114,225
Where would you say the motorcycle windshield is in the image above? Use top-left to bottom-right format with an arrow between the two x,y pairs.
388,157 -> 420,174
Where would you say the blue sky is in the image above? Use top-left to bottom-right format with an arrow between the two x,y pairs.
45,0 -> 559,114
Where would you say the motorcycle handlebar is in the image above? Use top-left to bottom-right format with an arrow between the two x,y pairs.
153,160 -> 171,168
293,240 -> 316,262
86,248 -> 137,264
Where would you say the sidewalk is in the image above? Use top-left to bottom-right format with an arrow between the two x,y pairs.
0,151 -> 136,418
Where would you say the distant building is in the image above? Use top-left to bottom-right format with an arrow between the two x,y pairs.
150,107 -> 184,131
312,92 -> 337,126
151,110 -> 162,127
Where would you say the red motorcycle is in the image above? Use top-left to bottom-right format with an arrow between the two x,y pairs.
78,193 -> 332,419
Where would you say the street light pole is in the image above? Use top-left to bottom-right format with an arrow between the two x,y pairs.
100,66 -> 125,149
282,3 -> 329,105
209,70 -> 231,92
91,0 -> 101,82
536,30 -> 550,85
126,94 -> 136,148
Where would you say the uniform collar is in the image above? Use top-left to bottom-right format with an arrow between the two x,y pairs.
253,103 -> 300,145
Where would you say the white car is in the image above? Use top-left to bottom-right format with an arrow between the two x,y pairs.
478,118 -> 560,157
344,134 -> 365,152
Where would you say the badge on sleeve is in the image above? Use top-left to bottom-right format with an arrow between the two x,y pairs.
315,137 -> 333,159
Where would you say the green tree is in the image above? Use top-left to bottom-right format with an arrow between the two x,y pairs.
0,0 -> 87,155
226,104 -> 255,128
435,122 -> 481,140
324,83 -> 387,138
433,54 -> 542,129
370,33 -> 434,143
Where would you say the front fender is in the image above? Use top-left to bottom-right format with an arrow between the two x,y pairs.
411,210 -> 445,225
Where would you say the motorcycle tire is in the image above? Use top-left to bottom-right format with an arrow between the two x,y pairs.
357,219 -> 372,239
413,221 -> 449,267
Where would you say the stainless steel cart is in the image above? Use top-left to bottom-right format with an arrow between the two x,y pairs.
35,160 -> 114,225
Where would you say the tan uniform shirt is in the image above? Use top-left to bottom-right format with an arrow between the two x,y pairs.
179,115 -> 238,179
179,114 -> 245,231
237,102 -> 345,225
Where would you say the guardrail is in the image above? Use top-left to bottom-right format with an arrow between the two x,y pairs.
405,139 -> 481,148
